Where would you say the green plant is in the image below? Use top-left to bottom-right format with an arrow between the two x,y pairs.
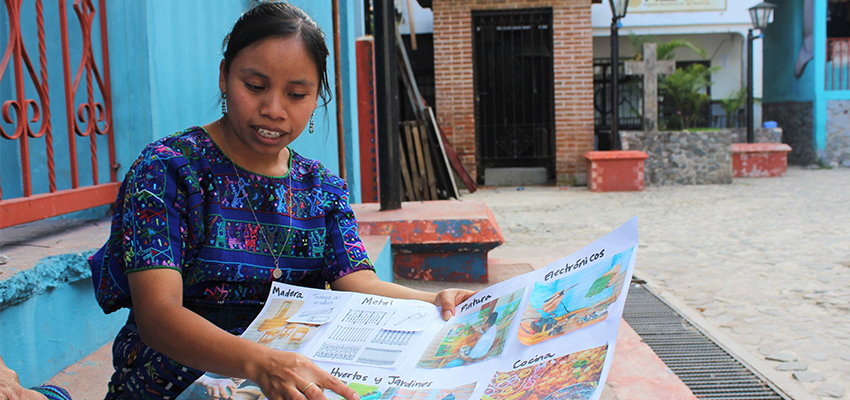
627,34 -> 717,130
658,64 -> 720,130
719,87 -> 747,128
628,33 -> 708,60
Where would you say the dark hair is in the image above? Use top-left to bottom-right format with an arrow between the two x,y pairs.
222,2 -> 331,106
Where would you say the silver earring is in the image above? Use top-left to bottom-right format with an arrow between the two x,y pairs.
309,112 -> 315,134
221,93 -> 227,115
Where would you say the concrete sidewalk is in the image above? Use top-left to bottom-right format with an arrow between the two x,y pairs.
464,166 -> 850,400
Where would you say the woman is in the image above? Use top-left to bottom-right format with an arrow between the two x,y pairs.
88,3 -> 474,399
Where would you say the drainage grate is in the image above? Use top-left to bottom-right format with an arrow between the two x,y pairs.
622,282 -> 789,400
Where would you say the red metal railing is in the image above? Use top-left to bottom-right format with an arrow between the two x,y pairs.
826,38 -> 850,91
0,0 -> 118,229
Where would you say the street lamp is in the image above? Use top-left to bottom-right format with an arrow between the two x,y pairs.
608,0 -> 628,150
746,2 -> 777,143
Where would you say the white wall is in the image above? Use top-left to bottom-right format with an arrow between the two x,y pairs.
592,1 -> 768,100
593,32 -> 750,100
397,0 -> 434,34
592,1 -> 768,33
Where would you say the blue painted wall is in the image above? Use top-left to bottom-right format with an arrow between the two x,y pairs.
762,0 -> 816,103
763,0 -> 850,152
3,0 -> 363,202
0,253 -> 129,388
109,0 -> 362,197
1,0 -> 367,388
107,1 -> 251,178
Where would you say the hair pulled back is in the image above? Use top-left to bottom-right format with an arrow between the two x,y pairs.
222,2 -> 331,106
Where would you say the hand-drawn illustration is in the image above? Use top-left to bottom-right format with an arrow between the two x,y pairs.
176,218 -> 639,400
416,288 -> 524,369
326,382 -> 382,400
379,382 -> 477,400
287,291 -> 352,324
241,298 -> 321,350
518,248 -> 633,345
384,301 -> 441,331
482,345 -> 608,400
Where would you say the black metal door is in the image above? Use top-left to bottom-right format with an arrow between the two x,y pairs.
473,9 -> 555,182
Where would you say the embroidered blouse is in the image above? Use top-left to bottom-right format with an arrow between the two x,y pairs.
89,126 -> 374,333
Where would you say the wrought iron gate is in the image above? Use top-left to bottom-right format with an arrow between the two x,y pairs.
0,0 -> 117,228
593,59 -> 642,150
472,9 -> 554,182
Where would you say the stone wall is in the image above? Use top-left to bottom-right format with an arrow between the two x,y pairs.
621,130 -> 732,185
763,101 -> 817,165
826,100 -> 850,167
727,127 -> 783,144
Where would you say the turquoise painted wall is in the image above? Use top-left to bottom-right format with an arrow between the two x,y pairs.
763,0 -> 816,103
340,0 -> 363,202
1,1 -> 362,201
107,1 -> 250,178
0,0 -> 367,388
0,253 -> 129,388
106,0 -> 362,199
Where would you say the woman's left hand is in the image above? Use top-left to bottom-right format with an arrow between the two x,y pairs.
435,289 -> 477,321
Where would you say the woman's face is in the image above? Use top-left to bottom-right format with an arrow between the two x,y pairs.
219,35 -> 319,167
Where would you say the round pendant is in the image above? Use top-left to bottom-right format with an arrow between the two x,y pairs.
273,268 -> 282,279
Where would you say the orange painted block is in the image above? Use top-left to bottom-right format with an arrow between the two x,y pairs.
585,151 -> 649,192
352,200 -> 504,283
732,143 -> 792,178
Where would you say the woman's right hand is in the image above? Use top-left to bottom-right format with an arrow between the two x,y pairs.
248,349 -> 359,400
128,269 -> 359,400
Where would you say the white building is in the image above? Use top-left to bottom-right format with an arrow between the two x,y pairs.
591,0 -> 770,128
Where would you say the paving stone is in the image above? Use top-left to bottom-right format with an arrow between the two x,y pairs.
828,329 -> 850,339
758,344 -> 784,355
759,308 -> 785,317
766,353 -> 798,362
714,314 -> 735,325
775,362 -> 808,371
793,371 -> 825,382
702,308 -> 724,317
813,383 -> 845,398
468,168 -> 850,400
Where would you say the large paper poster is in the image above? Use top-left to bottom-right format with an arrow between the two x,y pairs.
177,218 -> 639,400
628,0 -> 726,13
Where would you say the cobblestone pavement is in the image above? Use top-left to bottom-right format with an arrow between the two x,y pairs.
464,166 -> 850,400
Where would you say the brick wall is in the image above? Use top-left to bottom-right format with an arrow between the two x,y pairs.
433,0 -> 595,185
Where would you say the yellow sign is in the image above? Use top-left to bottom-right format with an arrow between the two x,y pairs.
628,0 -> 727,13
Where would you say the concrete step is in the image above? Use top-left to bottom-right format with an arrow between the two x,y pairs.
360,234 -> 392,282
44,342 -> 112,400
